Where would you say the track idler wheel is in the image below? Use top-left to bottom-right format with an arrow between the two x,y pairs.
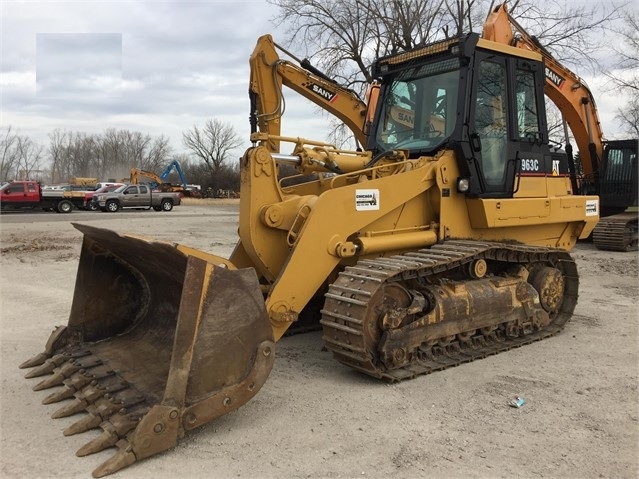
529,266 -> 565,314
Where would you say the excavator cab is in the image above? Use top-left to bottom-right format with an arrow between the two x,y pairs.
599,140 -> 638,216
592,140 -> 638,250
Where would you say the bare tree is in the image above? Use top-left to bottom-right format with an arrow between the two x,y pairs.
0,126 -> 20,181
505,0 -> 624,73
142,135 -> 173,172
182,119 -> 243,174
270,0 -> 620,86
268,0 -> 625,145
15,135 -> 44,180
48,129 -> 70,183
606,12 -> 639,136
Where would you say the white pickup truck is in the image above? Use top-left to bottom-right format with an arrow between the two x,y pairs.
96,184 -> 182,212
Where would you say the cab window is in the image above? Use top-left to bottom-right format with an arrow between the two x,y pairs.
515,68 -> 541,140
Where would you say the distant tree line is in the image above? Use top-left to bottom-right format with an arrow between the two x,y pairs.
1,119 -> 244,192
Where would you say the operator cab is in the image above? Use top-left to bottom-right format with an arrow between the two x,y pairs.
367,33 -> 551,199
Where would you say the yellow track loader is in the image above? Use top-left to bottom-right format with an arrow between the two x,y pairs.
22,4 -> 608,476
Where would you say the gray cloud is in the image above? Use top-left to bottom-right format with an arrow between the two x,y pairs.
1,0 -> 298,151
36,33 -> 123,97
2,0 -> 625,157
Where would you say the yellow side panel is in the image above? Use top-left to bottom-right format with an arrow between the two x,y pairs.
467,198 -> 549,228
466,196 -> 598,229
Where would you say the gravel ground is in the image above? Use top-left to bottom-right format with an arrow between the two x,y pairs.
1,203 -> 637,479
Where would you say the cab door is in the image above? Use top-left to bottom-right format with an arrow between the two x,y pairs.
121,186 -> 139,207
137,185 -> 149,207
468,54 -> 518,197
467,52 -> 549,198
509,58 -> 552,197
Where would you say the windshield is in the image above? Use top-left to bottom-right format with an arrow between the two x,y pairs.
374,57 -> 460,153
112,185 -> 128,193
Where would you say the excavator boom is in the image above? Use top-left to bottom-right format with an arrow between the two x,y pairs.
483,3 -> 604,182
249,34 -> 368,151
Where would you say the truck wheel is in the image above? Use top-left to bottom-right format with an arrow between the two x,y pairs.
88,202 -> 98,211
56,200 -> 73,213
160,199 -> 173,211
106,200 -> 120,212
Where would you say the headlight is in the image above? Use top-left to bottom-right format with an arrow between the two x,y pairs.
457,177 -> 470,192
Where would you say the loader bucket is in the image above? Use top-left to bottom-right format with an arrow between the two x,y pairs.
20,224 -> 274,477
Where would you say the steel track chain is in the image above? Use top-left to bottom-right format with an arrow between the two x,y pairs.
320,240 -> 578,382
592,213 -> 638,252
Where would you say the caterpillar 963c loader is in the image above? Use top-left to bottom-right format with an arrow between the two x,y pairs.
22,4 -> 613,477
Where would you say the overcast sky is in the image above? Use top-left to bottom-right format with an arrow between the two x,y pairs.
1,0 -> 333,156
0,0 -> 630,161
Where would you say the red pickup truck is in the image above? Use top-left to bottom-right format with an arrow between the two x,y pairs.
68,183 -> 124,211
0,180 -> 80,213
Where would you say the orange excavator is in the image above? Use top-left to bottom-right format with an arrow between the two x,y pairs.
22,3 -> 630,477
483,5 -> 637,251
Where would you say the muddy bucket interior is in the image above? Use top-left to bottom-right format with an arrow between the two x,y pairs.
20,224 -> 274,477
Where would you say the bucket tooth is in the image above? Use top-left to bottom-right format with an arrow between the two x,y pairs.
68,367 -> 114,391
65,396 -> 128,436
53,379 -> 129,418
43,368 -> 107,404
32,362 -> 81,391
95,378 -> 128,396
23,354 -> 68,378
92,445 -> 136,478
64,413 -> 102,436
52,398 -> 87,419
19,352 -> 49,369
73,355 -> 103,370
33,371 -> 67,391
42,385 -> 76,405
76,412 -> 140,457
76,430 -> 119,457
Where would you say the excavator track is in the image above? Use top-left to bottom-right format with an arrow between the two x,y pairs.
592,213 -> 638,252
320,240 -> 578,382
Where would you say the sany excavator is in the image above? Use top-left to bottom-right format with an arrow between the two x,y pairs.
482,5 -> 637,250
21,3 -> 629,477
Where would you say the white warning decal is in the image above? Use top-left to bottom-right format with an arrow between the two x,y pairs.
585,199 -> 599,217
356,189 -> 380,211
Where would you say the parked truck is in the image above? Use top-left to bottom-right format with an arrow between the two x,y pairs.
96,184 -> 181,212
61,183 -> 125,211
0,180 -> 83,213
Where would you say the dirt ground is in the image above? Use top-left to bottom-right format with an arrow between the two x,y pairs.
1,203 -> 637,479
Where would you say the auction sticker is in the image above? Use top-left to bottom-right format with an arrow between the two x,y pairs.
356,189 -> 380,211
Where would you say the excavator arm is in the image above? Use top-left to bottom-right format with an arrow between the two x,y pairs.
249,34 -> 368,152
130,168 -> 163,188
482,3 -> 604,183
160,160 -> 188,189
